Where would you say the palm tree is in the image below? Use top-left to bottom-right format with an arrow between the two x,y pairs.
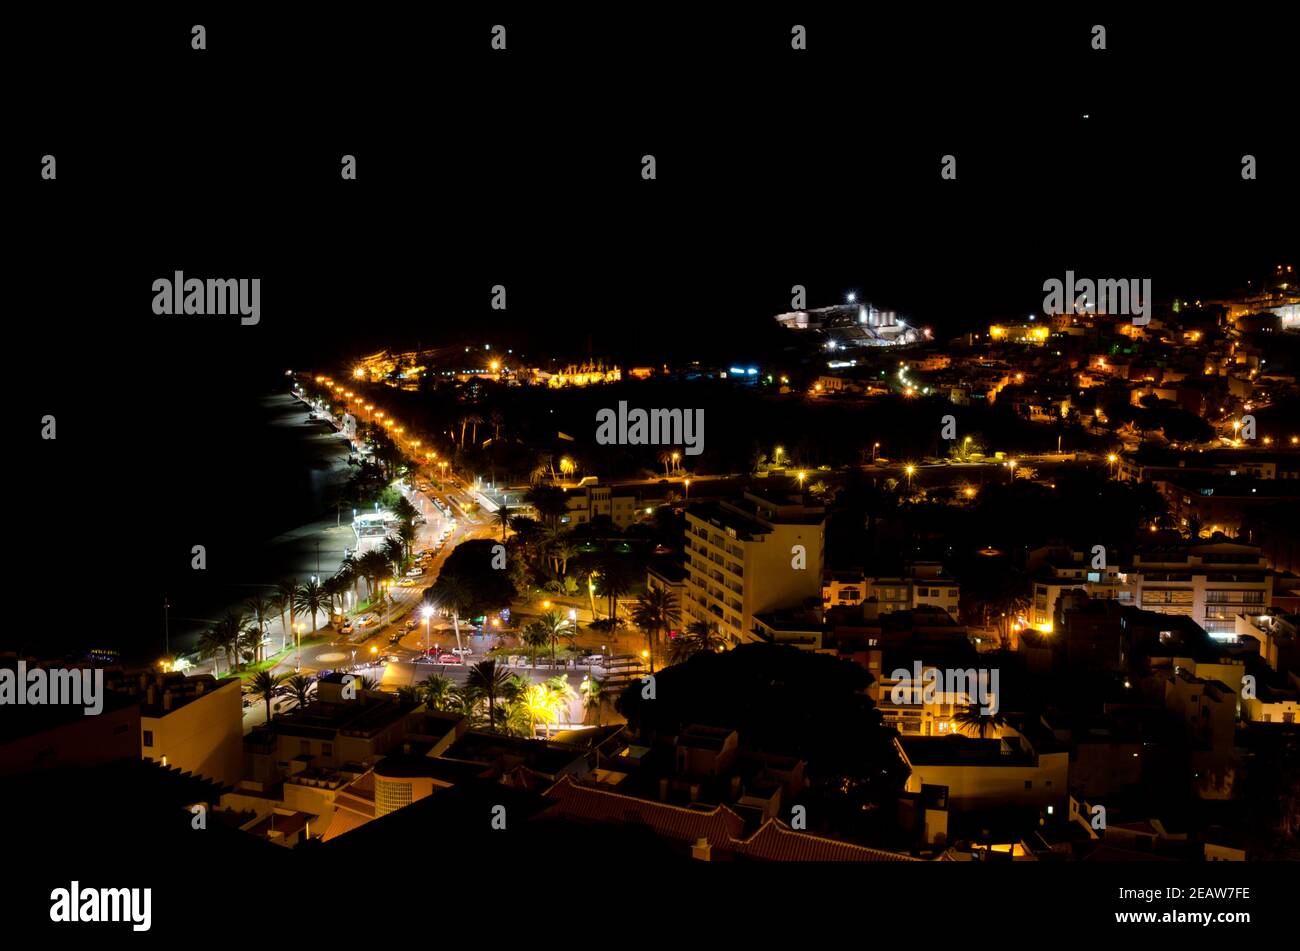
467,659 -> 511,732
277,579 -> 300,652
244,594 -> 274,664
580,675 -> 605,726
197,628 -> 226,677
293,578 -> 329,634
521,621 -> 550,669
381,536 -> 406,576
631,587 -> 679,673
323,574 -> 348,620
658,449 -> 674,476
467,414 -> 483,446
544,675 -> 578,732
248,670 -> 286,723
517,683 -> 559,738
670,619 -> 723,663
270,591 -> 289,654
952,705 -> 1009,739
356,550 -> 390,602
284,673 -> 315,710
538,610 -> 575,668
596,558 -> 633,626
544,540 -> 571,578
212,611 -> 245,672
396,685 -> 423,704
496,503 -> 512,542
431,576 -> 471,654
421,673 -> 456,712
397,522 -> 419,564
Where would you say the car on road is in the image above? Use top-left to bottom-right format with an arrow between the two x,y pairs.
388,632 -> 402,644
340,621 -> 354,634
405,567 -> 424,577
356,613 -> 379,627
398,578 -> 417,587
451,647 -> 473,657
437,653 -> 461,664
386,654 -> 400,663
404,616 -> 421,631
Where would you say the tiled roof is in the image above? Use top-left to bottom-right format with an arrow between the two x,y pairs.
545,775 -> 745,845
545,776 -> 923,861
732,819 -> 922,862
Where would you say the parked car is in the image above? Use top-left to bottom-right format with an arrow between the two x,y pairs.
437,653 -> 461,664
405,567 -> 424,577
356,613 -> 379,627
451,647 -> 473,657
340,621 -> 354,635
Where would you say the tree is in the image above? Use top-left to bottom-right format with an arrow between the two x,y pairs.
538,610 -> 575,668
211,611 -> 245,673
277,579 -> 300,652
496,503 -> 512,543
526,483 -> 568,528
670,619 -> 723,663
421,673 -> 457,711
382,536 -> 406,576
521,621 -> 550,669
197,628 -> 226,677
244,594 -> 275,664
631,587 -> 679,673
248,670 -> 287,723
580,675 -> 605,726
354,550 -> 389,602
596,557 -> 633,626
323,574 -> 348,620
467,659 -> 512,732
428,575 -> 471,655
284,673 -> 315,710
952,705 -> 1009,739
544,675 -> 578,733
293,578 -> 329,634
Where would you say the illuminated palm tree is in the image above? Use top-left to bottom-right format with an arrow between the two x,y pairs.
277,579 -> 300,652
544,674 -> 578,732
537,610 -> 574,668
496,503 -> 512,543
580,675 -> 605,726
293,578 -> 329,634
521,621 -> 549,669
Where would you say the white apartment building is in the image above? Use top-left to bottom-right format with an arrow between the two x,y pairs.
685,491 -> 825,645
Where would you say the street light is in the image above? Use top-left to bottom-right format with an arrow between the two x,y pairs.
905,464 -> 916,489
422,604 -> 434,651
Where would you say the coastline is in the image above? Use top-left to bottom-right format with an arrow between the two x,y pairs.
157,391 -> 356,666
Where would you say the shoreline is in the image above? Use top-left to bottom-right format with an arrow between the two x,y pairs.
159,391 -> 357,666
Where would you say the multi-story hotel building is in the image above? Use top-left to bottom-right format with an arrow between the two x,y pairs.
684,491 -> 825,645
